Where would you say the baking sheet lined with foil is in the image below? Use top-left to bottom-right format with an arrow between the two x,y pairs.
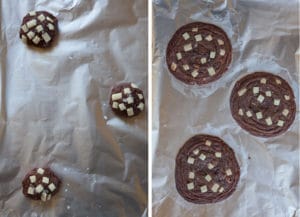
0,0 -> 147,217
152,0 -> 299,217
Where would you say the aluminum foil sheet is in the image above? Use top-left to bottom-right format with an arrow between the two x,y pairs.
152,0 -> 299,216
0,0 -> 147,216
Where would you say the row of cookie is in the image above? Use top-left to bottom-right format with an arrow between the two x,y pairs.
166,22 -> 296,137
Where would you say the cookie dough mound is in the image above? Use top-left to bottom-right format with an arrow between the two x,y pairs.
22,167 -> 61,202
110,82 -> 145,117
19,11 -> 58,48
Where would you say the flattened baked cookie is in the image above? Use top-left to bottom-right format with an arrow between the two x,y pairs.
19,11 -> 58,48
230,72 -> 296,137
166,22 -> 232,85
110,83 -> 145,117
22,167 -> 61,202
175,135 -> 240,204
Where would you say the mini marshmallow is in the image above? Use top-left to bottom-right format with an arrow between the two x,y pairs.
183,64 -> 190,71
208,67 -> 216,76
184,43 -> 192,52
26,19 -> 37,28
21,25 -> 29,33
187,182 -> 194,190
27,186 -> 35,195
238,88 -> 247,96
238,109 -> 244,116
37,168 -> 45,175
265,117 -> 273,126
274,99 -> 280,106
42,32 -> 51,43
210,51 -> 216,59
219,49 -> 225,56
35,184 -> 44,193
257,94 -> 265,103
217,39 -> 224,45
199,153 -> 206,161
119,103 -> 126,111
47,23 -> 55,30
138,94 -> 144,100
256,112 -> 263,119
215,152 -> 222,158
126,96 -> 134,104
32,36 -> 41,44
127,108 -> 134,116
277,120 -> 284,127
48,183 -> 56,192
205,174 -> 212,182
137,102 -> 144,111
200,57 -> 207,64
171,62 -> 177,71
195,34 -> 202,42
275,79 -> 281,84
208,163 -> 214,170
21,35 -> 27,43
46,16 -> 54,22
253,87 -> 259,94
42,177 -> 50,184
123,88 -> 131,94
205,140 -> 211,146
191,70 -> 199,78
193,149 -> 199,155
226,169 -> 232,176
282,109 -> 289,116
38,14 -> 46,22
189,172 -> 195,179
27,31 -> 35,40
219,187 -> 224,193
187,157 -> 195,164
192,28 -> 198,32
246,111 -> 252,117
205,35 -> 213,41
265,91 -> 272,97
176,52 -> 182,60
182,32 -> 190,40
284,95 -> 290,100
200,185 -> 208,193
131,83 -> 138,88
36,25 -> 43,32
41,191 -> 48,202
29,175 -> 36,183
211,183 -> 220,192
112,102 -> 119,109
260,78 -> 267,84
29,11 -> 36,16
112,93 -> 122,101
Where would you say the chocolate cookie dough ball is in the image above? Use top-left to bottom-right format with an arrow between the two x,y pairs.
110,83 -> 145,117
22,167 -> 61,202
19,11 -> 58,48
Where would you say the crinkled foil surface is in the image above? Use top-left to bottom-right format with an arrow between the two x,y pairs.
152,0 -> 299,216
0,1 -> 147,216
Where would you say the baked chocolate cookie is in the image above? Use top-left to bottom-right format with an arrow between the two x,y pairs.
166,22 -> 232,85
175,135 -> 240,204
230,72 -> 296,137
19,11 -> 58,48
110,83 -> 145,117
22,168 -> 61,202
